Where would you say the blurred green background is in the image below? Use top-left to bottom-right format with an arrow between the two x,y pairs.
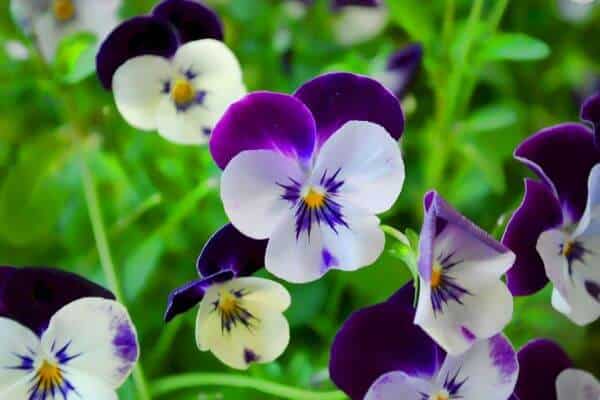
0,0 -> 598,398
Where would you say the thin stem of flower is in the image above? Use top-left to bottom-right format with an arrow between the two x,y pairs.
80,155 -> 152,400
151,373 -> 347,400
381,224 -> 411,246
442,0 -> 456,45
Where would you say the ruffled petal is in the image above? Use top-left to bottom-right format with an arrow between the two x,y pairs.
365,371 -> 432,400
210,92 -> 317,169
220,149 -> 304,239
329,284 -> 445,400
556,369 -> 600,400
41,298 -> 139,388
172,39 -> 242,85
503,179 -> 563,296
58,370 -> 118,400
112,56 -> 172,131
435,335 -> 518,400
96,16 -> 179,89
311,120 -> 405,214
152,0 -> 223,43
0,317 -> 39,392
515,123 -> 600,224
380,43 -> 423,99
195,277 -> 290,370
0,267 -> 114,336
295,73 -> 403,148
512,339 -> 572,400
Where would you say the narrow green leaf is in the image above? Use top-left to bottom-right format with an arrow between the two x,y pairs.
478,33 -> 550,62
387,0 -> 434,44
460,103 -> 518,133
54,32 -> 97,83
123,235 -> 165,300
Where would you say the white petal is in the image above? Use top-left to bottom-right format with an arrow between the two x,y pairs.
41,298 -> 139,388
0,378 -> 36,399
415,280 -> 513,356
312,120 -> 405,215
195,278 -> 290,370
365,371 -> 432,400
32,13 -> 67,61
0,318 -> 39,391
435,335 -> 518,400
173,39 -> 243,86
265,213 -> 326,283
112,55 -> 172,131
556,369 -> 600,400
221,150 -> 304,239
333,5 -> 388,46
73,0 -> 120,42
60,369 -> 118,400
574,164 -> 600,237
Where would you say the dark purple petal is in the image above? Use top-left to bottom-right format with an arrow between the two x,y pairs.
331,0 -> 381,10
0,267 -> 114,336
515,123 -> 600,223
581,92 -> 600,146
329,284 -> 445,400
96,16 -> 179,89
196,224 -> 268,278
164,270 -> 234,322
210,92 -> 317,169
512,339 -> 572,400
502,179 -> 563,296
386,43 -> 423,99
294,72 -> 404,148
418,191 -> 509,280
152,0 -> 223,44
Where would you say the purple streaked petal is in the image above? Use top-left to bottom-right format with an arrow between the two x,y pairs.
210,92 -> 317,169
512,339 -> 572,400
418,191 -> 510,280
329,284 -> 445,400
331,0 -> 381,10
581,92 -> 600,145
152,0 -> 224,44
503,179 -> 564,296
196,224 -> 268,278
515,123 -> 600,223
294,72 -> 404,148
385,43 -> 423,99
96,16 -> 179,89
164,270 -> 234,322
0,267 -> 114,336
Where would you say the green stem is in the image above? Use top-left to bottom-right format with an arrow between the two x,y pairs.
381,225 -> 410,246
442,0 -> 456,45
80,155 -> 152,400
151,373 -> 347,400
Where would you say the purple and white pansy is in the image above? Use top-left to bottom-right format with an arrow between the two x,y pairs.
164,224 -> 291,370
414,191 -> 515,355
210,72 -> 405,283
374,43 -> 423,100
97,0 -> 241,144
10,0 -> 121,61
0,267 -> 139,399
503,93 -> 600,325
330,284 -> 519,400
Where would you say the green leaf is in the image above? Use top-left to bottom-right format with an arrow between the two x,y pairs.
478,33 -> 550,62
54,32 -> 97,83
387,0 -> 434,44
460,103 -> 518,134
286,280 -> 327,328
123,235 -> 165,300
460,143 -> 506,193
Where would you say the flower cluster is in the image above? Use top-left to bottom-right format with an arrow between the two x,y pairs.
0,267 -> 139,398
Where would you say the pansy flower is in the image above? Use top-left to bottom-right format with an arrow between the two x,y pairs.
374,43 -> 423,100
164,224 -> 291,370
97,0 -> 242,145
330,284 -> 519,400
503,93 -> 600,325
414,191 -> 515,355
210,72 -> 405,283
0,267 -> 139,398
511,338 -> 599,400
10,0 -> 121,61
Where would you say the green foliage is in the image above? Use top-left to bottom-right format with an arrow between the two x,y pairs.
0,0 -> 599,399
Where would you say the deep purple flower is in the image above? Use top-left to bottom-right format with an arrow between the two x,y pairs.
164,224 -> 290,370
414,191 -> 515,355
96,0 -> 223,90
502,94 -> 600,325
376,43 -> 423,99
211,72 -> 405,283
0,267 -> 138,398
330,284 -> 519,400
581,92 -> 600,144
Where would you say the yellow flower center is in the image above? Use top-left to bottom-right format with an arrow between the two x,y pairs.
430,390 -> 450,400
430,262 -> 443,288
52,0 -> 76,22
171,79 -> 196,106
562,240 -> 575,258
303,187 -> 326,209
218,291 -> 238,314
37,360 -> 63,391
